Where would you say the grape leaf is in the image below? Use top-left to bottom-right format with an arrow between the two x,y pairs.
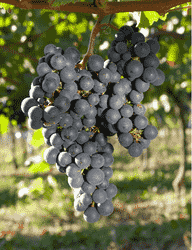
30,128 -> 44,148
28,161 -> 50,174
0,114 -> 9,134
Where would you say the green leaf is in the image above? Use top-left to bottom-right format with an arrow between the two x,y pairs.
144,11 -> 160,26
138,12 -> 149,29
0,114 -> 9,134
28,177 -> 44,193
28,161 -> 50,174
167,43 -> 180,63
30,128 -> 44,148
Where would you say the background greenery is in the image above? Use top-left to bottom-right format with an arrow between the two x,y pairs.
0,2 -> 191,249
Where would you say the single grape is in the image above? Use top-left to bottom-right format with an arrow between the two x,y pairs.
44,146 -> 60,164
92,188 -> 107,204
96,199 -> 114,216
83,207 -> 100,223
75,153 -> 91,169
86,168 -> 105,186
128,142 -> 143,157
105,183 -> 118,199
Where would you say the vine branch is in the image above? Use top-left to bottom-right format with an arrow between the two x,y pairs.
0,0 -> 189,16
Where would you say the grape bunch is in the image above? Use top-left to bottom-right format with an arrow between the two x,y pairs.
97,25 -> 165,157
20,24 -> 165,223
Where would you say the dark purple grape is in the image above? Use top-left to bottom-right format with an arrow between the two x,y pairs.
115,42 -> 127,54
56,162 -> 67,174
134,78 -> 150,93
36,62 -> 52,77
74,99 -> 90,115
66,163 -> 81,178
134,42 -> 150,58
88,93 -> 100,106
75,153 -> 91,169
68,175 -> 84,189
129,90 -> 144,104
143,125 -> 158,140
59,113 -> 73,128
150,69 -> 165,86
76,130 -> 90,144
83,207 -> 100,223
50,53 -> 67,70
42,125 -> 57,139
72,118 -> 83,131
128,142 -> 143,157
62,82 -> 78,97
119,78 -> 132,94
134,115 -> 148,130
122,51 -> 132,62
87,54 -> 104,72
67,143 -> 83,157
120,104 -> 133,118
131,32 -> 145,45
92,188 -> 107,204
115,31 -> 126,42
94,133 -> 107,146
113,82 -> 127,95
57,151 -> 72,167
83,141 -> 97,156
74,199 -> 89,212
125,60 -> 144,78
28,106 -> 43,120
139,138 -> 151,149
141,67 -> 158,83
60,67 -> 77,84
133,103 -> 146,115
54,96 -> 70,113
99,95 -> 109,109
98,68 -> 112,84
93,79 -> 106,94
81,181 -> 96,194
96,199 -> 114,216
49,133 -> 64,148
44,146 -> 60,164
28,118 -> 43,130
117,117 -> 133,133
44,44 -> 57,55
119,25 -> 134,40
108,48 -> 121,62
21,97 -> 38,116
118,132 -> 133,148
105,183 -> 118,199
107,61 -> 117,72
100,143 -> 114,154
43,106 -> 61,123
97,178 -> 109,189
109,94 -> 125,110
85,105 -> 97,118
146,38 -> 160,54
142,52 -> 160,68
83,117 -> 96,128
86,168 -> 105,186
91,153 -> 105,168
105,109 -> 121,125
61,126 -> 78,142
102,152 -> 114,167
64,47 -> 81,64
29,86 -> 44,100
79,193 -> 92,206
110,71 -> 121,83
79,76 -> 94,91
101,166 -> 113,179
